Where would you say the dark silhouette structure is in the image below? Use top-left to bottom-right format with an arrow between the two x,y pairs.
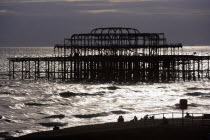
118,115 -> 124,122
7,27 -> 210,83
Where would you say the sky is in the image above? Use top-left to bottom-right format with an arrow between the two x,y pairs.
0,0 -> 210,47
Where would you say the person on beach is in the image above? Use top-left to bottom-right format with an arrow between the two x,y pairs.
150,116 -> 154,120
130,116 -> 138,121
185,112 -> 191,118
118,115 -> 124,122
53,126 -> 59,130
134,116 -> 138,121
144,114 -> 148,120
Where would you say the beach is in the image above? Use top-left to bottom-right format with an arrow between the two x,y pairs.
14,118 -> 210,140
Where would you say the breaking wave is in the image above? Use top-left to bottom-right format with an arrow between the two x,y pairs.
110,110 -> 128,114
44,114 -> 65,119
59,91 -> 104,98
185,92 -> 210,96
187,87 -> 210,90
73,112 -> 109,119
25,102 -> 48,106
39,122 -> 68,127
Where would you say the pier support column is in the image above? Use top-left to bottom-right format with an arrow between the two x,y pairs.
9,60 -> 11,80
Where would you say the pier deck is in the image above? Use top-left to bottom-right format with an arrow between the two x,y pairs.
8,55 -> 210,82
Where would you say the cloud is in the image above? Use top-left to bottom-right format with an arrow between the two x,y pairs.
0,9 -> 14,14
80,6 -> 210,16
148,7 -> 210,16
1,0 -> 209,17
0,0 -> 95,4
0,0 -> 161,4
109,0 -> 157,2
80,9 -> 131,14
81,9 -> 118,14
0,10 -> 7,13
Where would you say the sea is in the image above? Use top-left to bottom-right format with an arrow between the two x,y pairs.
0,46 -> 210,138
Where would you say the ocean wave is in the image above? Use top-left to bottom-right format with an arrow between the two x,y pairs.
4,119 -> 15,123
44,114 -> 65,119
0,132 -> 11,138
8,84 -> 20,88
106,86 -> 120,90
157,86 -> 167,89
110,110 -> 128,114
5,91 -> 29,97
187,87 -> 210,90
185,92 -> 210,96
0,91 -> 11,95
59,91 -> 103,98
39,122 -> 68,127
0,115 -> 17,123
95,91 -> 106,94
100,86 -> 120,90
25,102 -> 47,106
201,95 -> 210,99
9,103 -> 25,109
188,103 -> 200,107
73,112 -> 109,119
72,110 -> 128,119
174,103 -> 208,108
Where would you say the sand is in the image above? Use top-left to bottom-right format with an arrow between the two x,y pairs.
12,119 -> 210,140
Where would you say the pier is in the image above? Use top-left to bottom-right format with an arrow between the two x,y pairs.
8,27 -> 210,83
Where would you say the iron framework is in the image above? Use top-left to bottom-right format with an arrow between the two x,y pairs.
8,27 -> 210,83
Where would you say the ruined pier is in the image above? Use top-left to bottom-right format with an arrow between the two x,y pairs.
8,27 -> 210,83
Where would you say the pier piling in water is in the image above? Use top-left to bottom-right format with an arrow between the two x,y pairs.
7,27 -> 210,83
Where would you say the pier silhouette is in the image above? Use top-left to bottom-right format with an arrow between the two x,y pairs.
7,27 -> 210,83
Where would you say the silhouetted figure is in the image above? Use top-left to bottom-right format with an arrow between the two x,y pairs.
144,114 -> 148,120
185,112 -> 191,118
118,115 -> 124,122
133,116 -> 138,121
53,126 -> 59,130
150,116 -> 154,120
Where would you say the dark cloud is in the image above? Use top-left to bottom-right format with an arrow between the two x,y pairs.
0,0 -> 210,46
